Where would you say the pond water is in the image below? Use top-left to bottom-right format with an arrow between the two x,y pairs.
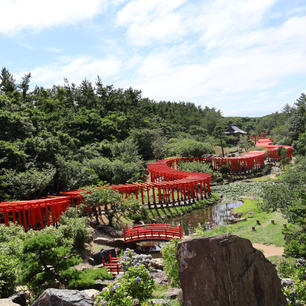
169,200 -> 243,235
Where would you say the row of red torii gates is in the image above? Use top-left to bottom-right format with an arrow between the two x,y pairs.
0,137 -> 292,231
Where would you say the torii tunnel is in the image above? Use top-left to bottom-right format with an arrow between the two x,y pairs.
0,139 -> 292,230
254,138 -> 292,161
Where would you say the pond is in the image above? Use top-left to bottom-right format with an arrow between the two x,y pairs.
169,200 -> 243,235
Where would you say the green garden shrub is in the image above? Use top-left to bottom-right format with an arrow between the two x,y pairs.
67,268 -> 113,289
58,207 -> 90,250
161,239 -> 180,287
20,232 -> 81,296
0,244 -> 19,297
97,265 -> 155,306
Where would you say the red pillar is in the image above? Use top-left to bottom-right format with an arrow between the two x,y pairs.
140,187 -> 144,204
152,186 -> 156,204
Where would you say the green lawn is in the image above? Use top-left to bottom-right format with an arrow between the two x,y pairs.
200,198 -> 286,247
249,175 -> 279,182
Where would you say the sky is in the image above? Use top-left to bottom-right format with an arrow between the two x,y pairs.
0,0 -> 305,117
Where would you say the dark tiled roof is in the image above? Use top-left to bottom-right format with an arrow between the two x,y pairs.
224,125 -> 247,134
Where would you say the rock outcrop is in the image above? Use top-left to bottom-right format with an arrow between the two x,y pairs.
177,234 -> 288,306
32,288 -> 93,306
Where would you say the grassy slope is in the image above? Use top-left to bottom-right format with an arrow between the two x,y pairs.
202,198 -> 286,246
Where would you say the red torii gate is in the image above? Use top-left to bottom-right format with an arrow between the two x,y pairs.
0,196 -> 70,231
255,138 -> 293,161
0,140 -> 292,230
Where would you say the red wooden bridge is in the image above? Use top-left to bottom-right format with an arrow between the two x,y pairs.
0,134 -> 293,231
123,224 -> 183,243
102,224 -> 182,275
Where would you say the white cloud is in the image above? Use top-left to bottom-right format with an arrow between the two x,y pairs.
0,0 -> 107,34
116,0 -> 278,47
25,56 -> 121,85
116,0 -> 188,45
130,15 -> 305,108
195,0 -> 277,47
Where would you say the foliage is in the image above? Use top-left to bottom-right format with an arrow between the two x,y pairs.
0,224 -> 27,297
277,258 -> 297,278
256,93 -> 305,156
282,225 -> 306,258
0,212 -> 98,296
85,155 -> 144,185
58,208 -> 90,250
54,155 -> 100,192
83,187 -> 124,226
283,279 -> 306,306
260,160 -> 306,258
1,167 -> 55,200
67,268 -> 113,289
0,223 -> 27,244
178,161 -> 213,174
20,232 -> 82,296
276,258 -> 306,306
294,132 -> 305,156
165,138 -> 215,157
0,244 -> 19,297
161,239 -> 180,287
219,165 -> 230,176
82,187 -> 148,226
97,265 -> 155,306
0,223 -> 26,292
238,135 -> 252,151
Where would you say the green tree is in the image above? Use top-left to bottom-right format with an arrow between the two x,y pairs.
20,233 -> 81,296
289,94 -> 305,142
82,187 -> 122,226
1,167 -> 55,200
165,138 -> 214,157
18,73 -> 31,100
0,68 -> 16,94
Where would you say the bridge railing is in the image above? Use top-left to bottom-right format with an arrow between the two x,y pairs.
123,223 -> 183,242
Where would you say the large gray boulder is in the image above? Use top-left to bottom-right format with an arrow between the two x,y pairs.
177,234 -> 288,306
32,288 -> 93,306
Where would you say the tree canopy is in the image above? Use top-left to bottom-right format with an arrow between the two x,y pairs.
0,67 -> 304,201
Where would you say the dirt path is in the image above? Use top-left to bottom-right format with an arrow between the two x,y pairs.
252,243 -> 284,257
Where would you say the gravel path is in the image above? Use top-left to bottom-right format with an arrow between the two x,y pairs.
252,243 -> 284,257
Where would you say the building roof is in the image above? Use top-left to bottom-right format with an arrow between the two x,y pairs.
224,125 -> 247,135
